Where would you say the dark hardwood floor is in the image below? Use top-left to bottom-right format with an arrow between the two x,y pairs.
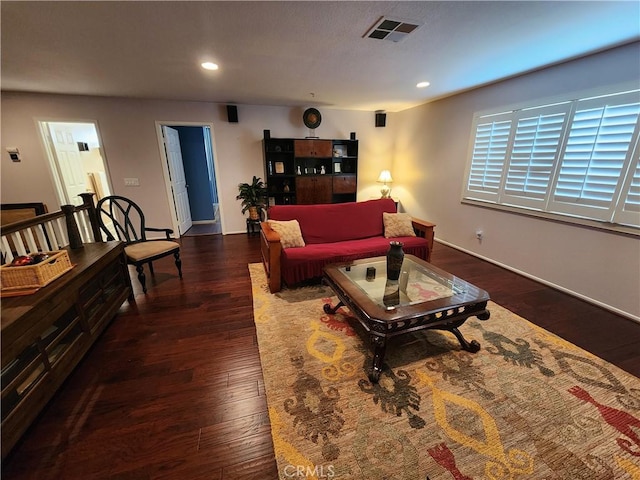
2,235 -> 639,479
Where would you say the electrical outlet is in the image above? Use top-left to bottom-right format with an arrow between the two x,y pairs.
124,177 -> 139,186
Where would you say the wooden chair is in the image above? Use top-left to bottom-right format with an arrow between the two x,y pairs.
96,195 -> 182,293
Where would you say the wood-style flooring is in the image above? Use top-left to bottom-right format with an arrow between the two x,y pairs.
2,234 -> 639,479
183,222 -> 222,236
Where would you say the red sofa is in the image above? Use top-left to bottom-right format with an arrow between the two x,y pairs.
260,198 -> 435,293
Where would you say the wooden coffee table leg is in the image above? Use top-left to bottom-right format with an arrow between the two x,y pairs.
323,301 -> 344,314
369,335 -> 386,383
450,326 -> 481,353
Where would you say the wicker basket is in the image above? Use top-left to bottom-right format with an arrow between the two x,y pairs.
1,250 -> 74,290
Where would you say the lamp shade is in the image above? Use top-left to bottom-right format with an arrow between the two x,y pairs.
377,170 -> 393,184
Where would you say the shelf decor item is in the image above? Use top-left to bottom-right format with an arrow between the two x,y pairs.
303,108 -> 322,129
236,176 -> 268,220
386,241 -> 404,281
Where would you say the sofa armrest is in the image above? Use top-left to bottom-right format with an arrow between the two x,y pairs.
260,221 -> 283,293
411,218 -> 436,262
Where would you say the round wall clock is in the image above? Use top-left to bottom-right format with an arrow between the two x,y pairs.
303,108 -> 322,129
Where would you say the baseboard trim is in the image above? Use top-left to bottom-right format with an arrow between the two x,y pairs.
435,239 -> 640,324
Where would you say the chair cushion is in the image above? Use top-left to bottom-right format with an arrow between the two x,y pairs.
125,240 -> 179,262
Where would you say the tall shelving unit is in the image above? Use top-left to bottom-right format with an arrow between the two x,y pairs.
263,137 -> 296,205
263,132 -> 358,206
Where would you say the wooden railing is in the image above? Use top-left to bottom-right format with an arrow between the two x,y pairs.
0,193 -> 102,264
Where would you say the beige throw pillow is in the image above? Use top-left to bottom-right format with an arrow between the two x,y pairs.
383,212 -> 416,238
268,219 -> 306,248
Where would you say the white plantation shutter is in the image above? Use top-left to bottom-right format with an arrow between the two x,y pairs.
465,113 -> 512,202
614,152 -> 640,227
462,88 -> 640,232
502,103 -> 570,209
550,91 -> 640,221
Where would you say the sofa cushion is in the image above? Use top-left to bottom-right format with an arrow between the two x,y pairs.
268,198 -> 397,244
383,212 -> 416,238
268,219 -> 305,248
280,235 -> 429,286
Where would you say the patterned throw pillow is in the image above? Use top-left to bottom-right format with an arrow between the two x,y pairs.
268,219 -> 306,248
383,212 -> 416,238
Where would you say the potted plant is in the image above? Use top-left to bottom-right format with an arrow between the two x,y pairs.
236,176 -> 267,220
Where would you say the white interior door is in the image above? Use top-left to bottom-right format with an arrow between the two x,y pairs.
162,126 -> 192,234
48,124 -> 87,205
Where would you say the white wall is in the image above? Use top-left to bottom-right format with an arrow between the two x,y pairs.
2,43 -> 638,319
394,42 -> 640,320
0,96 -> 395,234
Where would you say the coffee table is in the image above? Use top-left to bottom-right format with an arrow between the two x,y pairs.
323,255 -> 490,382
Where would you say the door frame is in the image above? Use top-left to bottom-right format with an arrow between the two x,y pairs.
155,121 -> 223,236
36,118 -> 113,206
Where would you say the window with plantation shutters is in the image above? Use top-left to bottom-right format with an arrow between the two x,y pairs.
466,114 -> 512,202
462,89 -> 640,232
502,103 -> 571,209
549,91 -> 640,221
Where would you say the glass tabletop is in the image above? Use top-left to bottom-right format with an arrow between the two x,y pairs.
336,256 -> 466,309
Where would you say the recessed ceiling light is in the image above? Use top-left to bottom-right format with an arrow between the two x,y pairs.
201,62 -> 219,71
417,81 -> 430,88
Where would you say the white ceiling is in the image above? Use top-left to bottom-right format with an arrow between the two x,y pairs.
2,1 -> 639,112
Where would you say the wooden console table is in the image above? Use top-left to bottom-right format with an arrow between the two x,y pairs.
1,241 -> 132,458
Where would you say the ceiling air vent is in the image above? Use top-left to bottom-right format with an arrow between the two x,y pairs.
365,17 -> 421,43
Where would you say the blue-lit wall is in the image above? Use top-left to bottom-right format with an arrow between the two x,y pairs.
173,126 -> 215,221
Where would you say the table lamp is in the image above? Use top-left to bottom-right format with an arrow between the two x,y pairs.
377,170 -> 393,198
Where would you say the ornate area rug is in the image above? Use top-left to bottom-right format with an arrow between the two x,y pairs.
249,264 -> 640,479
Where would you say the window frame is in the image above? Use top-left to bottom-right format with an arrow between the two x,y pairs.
461,86 -> 640,235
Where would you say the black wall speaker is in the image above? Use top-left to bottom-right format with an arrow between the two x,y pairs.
375,112 -> 386,128
227,105 -> 239,123
350,132 -> 356,140
263,129 -> 271,140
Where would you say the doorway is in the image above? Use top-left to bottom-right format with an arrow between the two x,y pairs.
156,122 -> 221,236
38,121 -> 112,206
